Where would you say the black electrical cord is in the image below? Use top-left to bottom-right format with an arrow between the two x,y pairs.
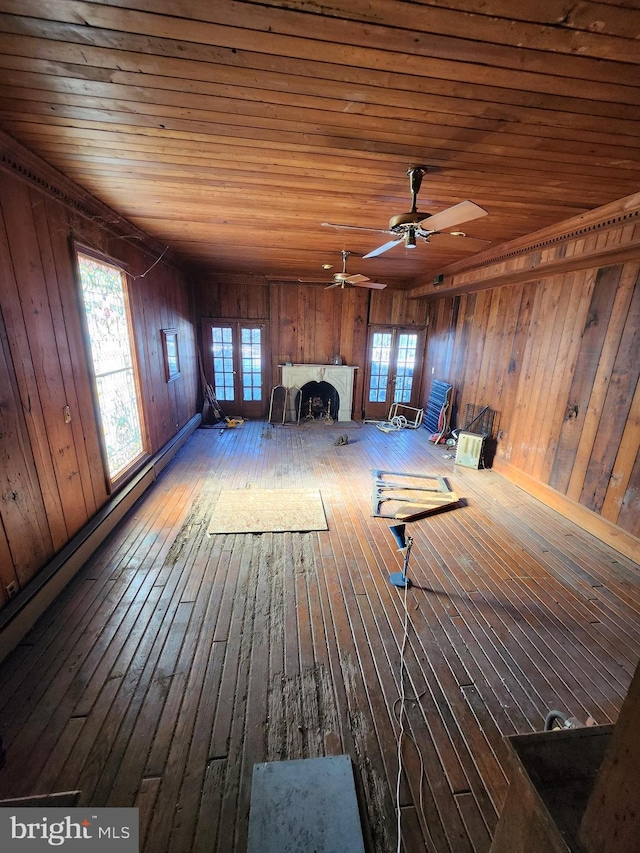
544,710 -> 570,730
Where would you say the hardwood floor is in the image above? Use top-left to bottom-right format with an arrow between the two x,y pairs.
0,420 -> 638,852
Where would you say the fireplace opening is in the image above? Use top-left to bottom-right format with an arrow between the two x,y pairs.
301,381 -> 340,420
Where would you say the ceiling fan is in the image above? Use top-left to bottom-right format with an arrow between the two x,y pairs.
323,166 -> 489,258
298,251 -> 387,289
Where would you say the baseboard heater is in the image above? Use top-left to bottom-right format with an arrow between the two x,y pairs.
0,414 -> 200,663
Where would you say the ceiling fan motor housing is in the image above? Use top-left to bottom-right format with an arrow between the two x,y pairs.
389,211 -> 432,233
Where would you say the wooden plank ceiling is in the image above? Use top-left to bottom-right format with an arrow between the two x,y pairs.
0,0 -> 638,288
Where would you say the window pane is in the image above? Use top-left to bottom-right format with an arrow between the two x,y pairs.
369,332 -> 392,403
77,254 -> 144,480
241,326 -> 262,402
394,333 -> 418,403
212,326 -> 235,401
96,370 -> 144,474
78,257 -> 132,375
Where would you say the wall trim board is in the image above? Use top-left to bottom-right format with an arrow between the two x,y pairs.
0,414 -> 201,664
0,129 -> 179,270
493,458 -> 640,566
410,191 -> 640,298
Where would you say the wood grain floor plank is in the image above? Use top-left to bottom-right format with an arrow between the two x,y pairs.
0,420 -> 637,852
167,640 -> 227,853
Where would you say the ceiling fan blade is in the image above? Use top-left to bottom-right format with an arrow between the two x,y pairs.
324,281 -> 341,289
346,273 -> 370,284
322,222 -> 388,234
351,280 -> 387,290
420,200 -> 487,233
429,233 -> 491,251
298,277 -> 331,283
363,238 -> 404,259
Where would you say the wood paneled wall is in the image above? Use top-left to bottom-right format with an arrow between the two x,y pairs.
0,169 -> 198,611
195,278 -> 426,417
423,259 -> 640,546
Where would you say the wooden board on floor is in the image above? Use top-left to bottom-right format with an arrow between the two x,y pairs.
207,488 -> 328,534
394,491 -> 460,521
371,468 -> 459,519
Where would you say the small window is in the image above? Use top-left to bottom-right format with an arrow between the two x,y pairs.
162,329 -> 181,381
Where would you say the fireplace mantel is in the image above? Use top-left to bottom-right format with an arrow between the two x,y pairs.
280,364 -> 358,422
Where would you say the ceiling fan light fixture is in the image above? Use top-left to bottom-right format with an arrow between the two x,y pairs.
405,228 -> 417,249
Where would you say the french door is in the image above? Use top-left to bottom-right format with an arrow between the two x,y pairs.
202,320 -> 265,419
364,326 -> 423,420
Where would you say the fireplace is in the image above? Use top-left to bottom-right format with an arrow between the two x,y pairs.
280,364 -> 358,422
300,381 -> 339,420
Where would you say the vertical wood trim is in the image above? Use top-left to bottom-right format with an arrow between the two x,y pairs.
0,309 -> 52,587
492,285 -> 523,439
580,269 -> 640,511
47,204 -> 108,512
617,446 -> 640,537
503,282 -> 544,465
548,266 -> 620,493
497,282 -> 535,464
566,264 -> 638,501
600,378 -> 640,525
0,179 -> 68,549
536,270 -> 597,484
31,194 -> 93,531
0,515 -> 17,605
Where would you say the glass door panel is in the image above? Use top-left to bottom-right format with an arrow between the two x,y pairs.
364,327 -> 422,420
203,320 -> 265,418
241,327 -> 262,402
211,326 -> 235,401
368,332 -> 392,403
394,333 -> 418,403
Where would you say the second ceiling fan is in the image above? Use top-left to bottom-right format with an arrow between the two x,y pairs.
323,166 -> 489,258
299,250 -> 387,289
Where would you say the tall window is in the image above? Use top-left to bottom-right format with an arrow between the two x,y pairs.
77,252 -> 146,482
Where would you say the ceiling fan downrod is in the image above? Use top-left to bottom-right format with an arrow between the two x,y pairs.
407,165 -> 429,214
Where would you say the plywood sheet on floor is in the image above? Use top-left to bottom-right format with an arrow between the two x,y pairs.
247,756 -> 365,853
207,488 -> 328,533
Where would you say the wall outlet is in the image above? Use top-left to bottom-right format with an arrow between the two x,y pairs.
6,581 -> 18,600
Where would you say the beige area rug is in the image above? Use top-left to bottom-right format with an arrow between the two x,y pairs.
207,488 -> 328,534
